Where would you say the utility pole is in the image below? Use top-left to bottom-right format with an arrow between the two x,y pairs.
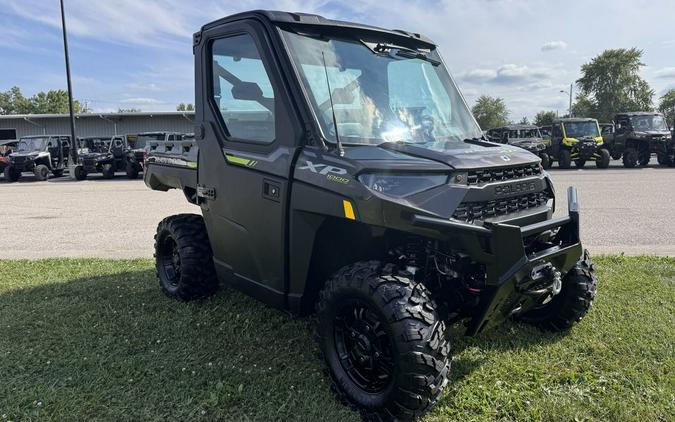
568,83 -> 573,118
60,0 -> 79,171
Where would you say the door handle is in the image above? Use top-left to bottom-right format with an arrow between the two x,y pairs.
262,179 -> 281,202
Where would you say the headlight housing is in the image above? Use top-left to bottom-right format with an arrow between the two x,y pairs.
358,173 -> 447,197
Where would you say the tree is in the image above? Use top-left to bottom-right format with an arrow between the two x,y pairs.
658,89 -> 675,127
518,116 -> 530,125
471,95 -> 509,129
176,103 -> 194,111
118,108 -> 142,113
574,48 -> 654,122
0,86 -> 89,114
533,110 -> 557,126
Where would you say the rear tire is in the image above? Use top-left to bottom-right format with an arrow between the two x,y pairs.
34,164 -> 49,181
539,153 -> 551,170
73,165 -> 87,180
638,152 -> 650,167
126,162 -> 139,179
52,169 -> 64,177
517,249 -> 597,332
316,261 -> 450,421
622,147 -> 638,168
596,148 -> 610,169
4,166 -> 20,182
154,214 -> 218,301
558,149 -> 571,169
102,163 -> 115,179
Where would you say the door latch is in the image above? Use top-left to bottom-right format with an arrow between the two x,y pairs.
263,179 -> 281,202
197,184 -> 216,201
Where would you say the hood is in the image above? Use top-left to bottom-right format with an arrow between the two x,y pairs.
346,141 -> 539,170
10,151 -> 41,158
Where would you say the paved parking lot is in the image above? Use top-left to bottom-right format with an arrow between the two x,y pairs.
2,161 -> 674,258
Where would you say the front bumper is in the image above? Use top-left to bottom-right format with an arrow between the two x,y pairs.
412,186 -> 583,335
572,142 -> 601,160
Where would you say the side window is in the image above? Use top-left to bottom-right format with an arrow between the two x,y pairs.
552,124 -> 562,138
211,34 -> 275,144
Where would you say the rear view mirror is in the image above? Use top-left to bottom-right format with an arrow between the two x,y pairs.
231,82 -> 263,101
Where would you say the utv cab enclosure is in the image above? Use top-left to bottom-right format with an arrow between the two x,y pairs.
145,10 -> 597,421
126,132 -> 184,179
602,112 -> 674,167
486,124 -> 551,169
4,135 -> 71,182
548,118 -> 609,169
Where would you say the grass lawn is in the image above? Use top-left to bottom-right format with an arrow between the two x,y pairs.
0,256 -> 673,421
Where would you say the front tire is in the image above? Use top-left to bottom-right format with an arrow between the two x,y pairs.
34,164 -> 49,181
574,159 -> 586,169
518,249 -> 597,331
52,169 -> 64,177
4,166 -> 20,182
539,153 -> 551,170
126,162 -> 139,179
102,163 -> 115,179
316,261 -> 450,421
596,148 -> 610,169
623,147 -> 638,168
638,152 -> 650,167
73,165 -> 87,180
558,149 -> 571,169
154,214 -> 218,300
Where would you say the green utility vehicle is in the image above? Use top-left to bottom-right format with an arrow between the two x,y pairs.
144,10 -> 597,421
548,118 -> 609,169
601,112 -> 674,167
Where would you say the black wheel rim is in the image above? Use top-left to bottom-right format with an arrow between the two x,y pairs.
333,300 -> 394,393
158,235 -> 181,289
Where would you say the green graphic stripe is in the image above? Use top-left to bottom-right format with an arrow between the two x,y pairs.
225,154 -> 258,167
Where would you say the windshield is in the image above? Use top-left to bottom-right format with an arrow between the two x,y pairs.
630,115 -> 668,131
17,137 -> 48,152
280,29 -> 482,150
80,138 -> 110,153
563,121 -> 600,138
509,129 -> 540,139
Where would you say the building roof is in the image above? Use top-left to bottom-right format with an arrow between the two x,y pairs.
0,111 -> 195,120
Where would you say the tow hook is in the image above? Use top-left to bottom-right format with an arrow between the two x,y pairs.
525,263 -> 563,297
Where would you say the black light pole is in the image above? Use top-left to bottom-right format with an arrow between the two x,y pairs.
59,0 -> 78,168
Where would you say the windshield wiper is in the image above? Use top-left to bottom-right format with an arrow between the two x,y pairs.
361,41 -> 440,66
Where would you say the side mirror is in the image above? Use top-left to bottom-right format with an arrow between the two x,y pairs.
231,81 -> 263,101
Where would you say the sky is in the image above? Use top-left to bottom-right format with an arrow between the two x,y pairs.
1,0 -> 674,121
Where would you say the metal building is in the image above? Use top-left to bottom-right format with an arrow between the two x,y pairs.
0,111 -> 195,140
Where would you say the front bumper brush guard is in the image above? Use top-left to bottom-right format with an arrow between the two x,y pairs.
412,187 -> 583,336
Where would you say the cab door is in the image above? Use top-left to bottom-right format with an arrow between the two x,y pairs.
195,20 -> 303,308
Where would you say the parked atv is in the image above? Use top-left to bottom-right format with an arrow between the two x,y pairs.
3,135 -> 71,182
0,140 -> 18,177
602,112 -> 674,167
486,124 -> 551,169
548,118 -> 609,169
145,10 -> 597,421
74,135 -> 130,180
125,132 -> 184,179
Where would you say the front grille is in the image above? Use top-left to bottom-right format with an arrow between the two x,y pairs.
83,159 -> 96,166
453,191 -> 550,222
467,163 -> 541,185
12,156 -> 26,165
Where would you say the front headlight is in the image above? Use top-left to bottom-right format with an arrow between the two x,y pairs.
358,173 -> 447,198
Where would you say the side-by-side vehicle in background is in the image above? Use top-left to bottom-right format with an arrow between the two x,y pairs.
3,135 -> 71,182
486,124 -> 551,169
74,135 -> 130,180
142,10 -> 597,421
125,132 -> 185,179
601,112 -> 674,167
547,118 -> 609,169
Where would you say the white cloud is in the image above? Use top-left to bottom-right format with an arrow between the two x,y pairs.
654,67 -> 675,79
461,64 -> 553,85
120,97 -> 163,105
541,41 -> 568,52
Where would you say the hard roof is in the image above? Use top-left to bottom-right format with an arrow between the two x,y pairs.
200,10 -> 436,49
495,124 -> 539,130
555,117 -> 597,122
615,111 -> 664,116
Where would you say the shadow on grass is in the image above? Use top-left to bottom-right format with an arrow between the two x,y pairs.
0,268 -> 564,421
